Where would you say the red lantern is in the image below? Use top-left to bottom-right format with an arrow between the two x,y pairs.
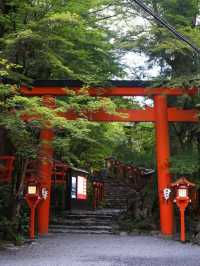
171,177 -> 195,242
25,179 -> 42,240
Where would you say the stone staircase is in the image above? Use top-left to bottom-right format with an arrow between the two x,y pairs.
103,176 -> 130,210
49,209 -> 121,234
49,174 -> 130,234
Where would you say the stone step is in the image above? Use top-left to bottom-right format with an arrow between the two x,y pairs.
104,203 -> 127,205
104,190 -> 129,194
104,186 -> 129,190
49,229 -> 113,234
104,183 -> 128,186
63,210 -> 116,216
51,220 -> 113,226
104,194 -> 129,197
104,204 -> 127,209
105,198 -> 127,202
105,199 -> 127,202
104,194 -> 128,197
105,192 -> 129,194
105,197 -> 128,200
105,200 -> 127,203
104,204 -> 127,207
104,186 -> 128,189
49,173 -> 133,235
104,202 -> 127,205
104,183 -> 128,185
104,192 -> 129,195
104,182 -> 129,185
105,194 -> 128,196
106,192 -> 128,194
104,208 -> 127,210
105,193 -> 128,196
61,211 -> 114,215
58,215 -> 113,221
49,225 -> 112,230
105,192 -> 128,195
105,201 -> 127,204
105,197 -> 128,199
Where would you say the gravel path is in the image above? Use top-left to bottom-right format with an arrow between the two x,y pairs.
0,234 -> 200,266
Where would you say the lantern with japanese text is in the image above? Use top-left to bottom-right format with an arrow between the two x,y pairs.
171,177 -> 195,242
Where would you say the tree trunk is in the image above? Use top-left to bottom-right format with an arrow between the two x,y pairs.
10,159 -> 29,225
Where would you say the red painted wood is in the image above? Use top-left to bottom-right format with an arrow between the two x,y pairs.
93,181 -> 104,209
37,96 -> 55,236
175,200 -> 190,242
20,83 -> 199,238
30,208 -> 35,240
21,108 -> 199,123
25,196 -> 42,240
180,208 -> 186,242
167,108 -> 198,122
62,108 -> 198,122
154,95 -> 174,236
20,85 -> 197,97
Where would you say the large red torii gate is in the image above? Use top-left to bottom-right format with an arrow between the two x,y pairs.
21,80 -> 199,237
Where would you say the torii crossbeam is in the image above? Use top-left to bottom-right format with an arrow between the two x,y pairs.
21,80 -> 199,237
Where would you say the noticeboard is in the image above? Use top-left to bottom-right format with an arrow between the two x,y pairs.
71,176 -> 77,199
77,176 -> 87,200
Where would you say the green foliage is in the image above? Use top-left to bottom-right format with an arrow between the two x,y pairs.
54,122 -> 127,169
1,0 -> 200,241
113,123 -> 155,168
86,180 -> 95,208
114,0 -> 200,180
120,0 -> 200,82
0,184 -> 22,243
0,0 -> 125,243
170,152 -> 200,179
1,0 -> 122,82
52,184 -> 65,211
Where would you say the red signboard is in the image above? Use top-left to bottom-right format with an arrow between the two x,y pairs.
77,176 -> 87,200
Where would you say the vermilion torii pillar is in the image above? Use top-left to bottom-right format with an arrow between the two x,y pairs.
37,96 -> 55,235
154,95 -> 173,235
20,80 -> 199,236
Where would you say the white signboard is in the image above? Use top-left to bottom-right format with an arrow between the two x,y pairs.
71,176 -> 77,199
77,176 -> 87,200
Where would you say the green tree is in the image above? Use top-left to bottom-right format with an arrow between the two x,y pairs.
114,0 -> 200,176
0,0 -> 122,83
0,0 -> 126,241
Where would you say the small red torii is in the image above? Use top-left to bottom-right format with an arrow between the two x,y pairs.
20,80 -> 199,237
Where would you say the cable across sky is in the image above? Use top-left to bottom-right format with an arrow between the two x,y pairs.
131,0 -> 200,54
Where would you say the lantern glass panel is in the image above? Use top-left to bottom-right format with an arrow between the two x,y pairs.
28,185 -> 37,195
178,188 -> 187,198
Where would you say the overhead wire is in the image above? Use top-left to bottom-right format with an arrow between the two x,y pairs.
130,0 -> 200,54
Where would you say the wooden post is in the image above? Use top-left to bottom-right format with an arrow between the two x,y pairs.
154,95 -> 174,235
25,196 -> 41,239
180,208 -> 186,242
37,96 -> 55,235
30,207 -> 36,239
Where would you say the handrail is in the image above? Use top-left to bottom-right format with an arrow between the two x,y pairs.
93,181 -> 104,209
